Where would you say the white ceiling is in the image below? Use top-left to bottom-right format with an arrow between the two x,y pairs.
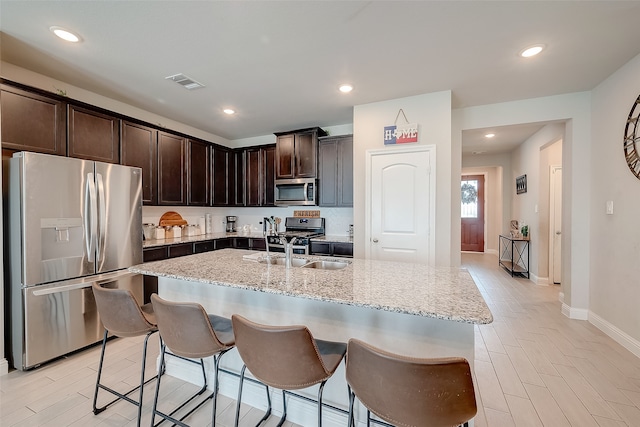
2,1 -> 640,153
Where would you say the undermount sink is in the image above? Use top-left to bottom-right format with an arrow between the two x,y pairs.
260,257 -> 308,267
259,257 -> 349,270
301,260 -> 349,270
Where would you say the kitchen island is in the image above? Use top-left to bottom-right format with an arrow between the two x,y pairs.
130,249 -> 492,426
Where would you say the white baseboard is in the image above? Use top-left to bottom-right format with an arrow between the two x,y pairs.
486,249 -> 498,256
561,303 -> 588,320
559,292 -> 564,304
0,358 -> 8,376
589,312 -> 640,359
531,273 -> 550,286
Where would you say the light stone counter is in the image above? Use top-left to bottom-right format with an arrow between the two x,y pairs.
310,235 -> 353,244
142,232 -> 266,249
130,248 -> 492,325
130,249 -> 490,426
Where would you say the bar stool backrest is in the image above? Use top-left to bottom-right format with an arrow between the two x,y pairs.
231,314 -> 331,390
346,338 -> 477,427
151,294 -> 230,359
93,283 -> 156,337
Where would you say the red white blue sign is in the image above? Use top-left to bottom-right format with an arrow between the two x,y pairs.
383,123 -> 419,145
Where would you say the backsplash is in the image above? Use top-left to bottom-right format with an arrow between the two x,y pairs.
142,206 -> 353,236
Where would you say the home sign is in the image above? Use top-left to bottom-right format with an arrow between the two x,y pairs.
384,108 -> 419,145
383,123 -> 419,144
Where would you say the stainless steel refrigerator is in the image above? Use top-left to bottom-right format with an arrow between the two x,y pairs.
7,152 -> 143,370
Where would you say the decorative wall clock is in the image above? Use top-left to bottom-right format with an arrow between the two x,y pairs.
624,94 -> 640,179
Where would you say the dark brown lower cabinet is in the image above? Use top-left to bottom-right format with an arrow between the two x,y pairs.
143,246 -> 168,262
168,243 -> 193,258
194,240 -> 215,253
215,238 -> 234,250
310,241 -> 353,257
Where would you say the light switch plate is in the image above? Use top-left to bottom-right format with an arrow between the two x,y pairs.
606,200 -> 614,215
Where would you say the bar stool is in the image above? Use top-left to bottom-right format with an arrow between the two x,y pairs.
92,282 -> 159,427
345,338 -> 477,427
150,294 -> 235,427
231,314 -> 347,427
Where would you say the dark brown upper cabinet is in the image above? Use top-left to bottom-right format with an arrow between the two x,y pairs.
230,149 -> 246,206
212,145 -> 244,206
157,131 -> 186,205
0,84 -> 66,156
212,145 -> 230,206
187,139 -> 210,206
245,145 -> 276,207
275,127 -> 326,179
67,104 -> 120,163
121,121 -> 158,205
318,135 -> 353,207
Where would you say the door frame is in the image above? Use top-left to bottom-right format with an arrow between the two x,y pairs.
549,165 -> 562,284
364,145 -> 436,264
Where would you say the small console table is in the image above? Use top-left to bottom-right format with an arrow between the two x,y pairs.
499,235 -> 530,278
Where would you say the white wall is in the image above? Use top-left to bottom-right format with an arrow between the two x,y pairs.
353,91 -> 454,266
510,123 -> 565,283
455,92 -> 592,316
589,52 -> 640,351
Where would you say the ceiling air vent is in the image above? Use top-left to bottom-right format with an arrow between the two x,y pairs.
165,73 -> 205,90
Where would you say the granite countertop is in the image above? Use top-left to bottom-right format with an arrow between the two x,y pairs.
143,232 -> 353,248
130,249 -> 493,325
143,232 -> 266,248
310,235 -> 353,243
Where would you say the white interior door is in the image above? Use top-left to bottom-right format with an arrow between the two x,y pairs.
366,146 -> 434,264
550,166 -> 562,284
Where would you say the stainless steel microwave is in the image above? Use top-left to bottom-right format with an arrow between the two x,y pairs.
274,178 -> 317,206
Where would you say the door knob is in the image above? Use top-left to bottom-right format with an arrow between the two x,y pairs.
556,231 -> 562,235
372,238 -> 379,243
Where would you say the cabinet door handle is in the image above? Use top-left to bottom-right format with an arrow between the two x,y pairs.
372,238 -> 379,243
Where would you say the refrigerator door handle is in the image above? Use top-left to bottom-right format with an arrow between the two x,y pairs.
96,173 -> 106,263
85,173 -> 98,262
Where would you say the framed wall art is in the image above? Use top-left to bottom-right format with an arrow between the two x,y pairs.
516,174 -> 527,194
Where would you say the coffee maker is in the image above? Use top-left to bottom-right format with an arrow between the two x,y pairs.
226,216 -> 237,232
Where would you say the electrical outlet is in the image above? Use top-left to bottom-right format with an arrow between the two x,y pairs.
606,200 -> 614,215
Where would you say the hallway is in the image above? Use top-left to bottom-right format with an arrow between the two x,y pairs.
1,253 -> 639,426
465,252 -> 640,426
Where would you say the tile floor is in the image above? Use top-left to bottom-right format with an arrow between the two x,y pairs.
1,252 -> 639,426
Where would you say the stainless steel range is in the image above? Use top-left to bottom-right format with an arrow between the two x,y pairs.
266,217 -> 325,255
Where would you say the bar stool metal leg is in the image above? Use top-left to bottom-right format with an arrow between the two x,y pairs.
234,364 -> 272,427
151,344 -> 224,427
92,329 -> 158,427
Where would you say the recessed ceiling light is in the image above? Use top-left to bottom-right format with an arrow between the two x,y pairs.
484,133 -> 495,138
520,44 -> 545,58
223,109 -> 235,115
49,26 -> 81,43
339,84 -> 353,93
